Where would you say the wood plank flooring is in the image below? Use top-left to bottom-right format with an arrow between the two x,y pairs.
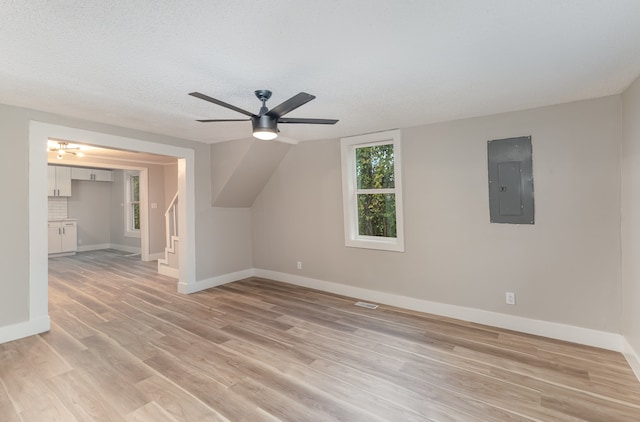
1,249 -> 639,421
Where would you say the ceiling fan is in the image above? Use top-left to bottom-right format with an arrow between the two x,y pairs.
189,90 -> 338,140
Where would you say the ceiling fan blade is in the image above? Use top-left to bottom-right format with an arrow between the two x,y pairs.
189,92 -> 255,118
196,119 -> 250,122
266,92 -> 316,118
278,117 -> 339,125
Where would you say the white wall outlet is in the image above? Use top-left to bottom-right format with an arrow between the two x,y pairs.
296,261 -> 302,270
151,203 -> 157,209
506,292 -> 516,305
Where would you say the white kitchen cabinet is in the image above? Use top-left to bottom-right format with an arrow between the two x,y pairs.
47,165 -> 72,197
48,220 -> 77,256
71,167 -> 112,182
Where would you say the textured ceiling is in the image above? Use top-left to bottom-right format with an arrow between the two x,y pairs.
1,1 -> 640,144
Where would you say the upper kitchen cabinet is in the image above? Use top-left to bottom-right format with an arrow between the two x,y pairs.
71,167 -> 112,182
47,165 -> 72,197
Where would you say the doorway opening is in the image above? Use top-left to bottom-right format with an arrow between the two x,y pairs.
29,121 -> 196,334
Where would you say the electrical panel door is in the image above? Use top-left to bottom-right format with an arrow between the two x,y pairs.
487,136 -> 534,224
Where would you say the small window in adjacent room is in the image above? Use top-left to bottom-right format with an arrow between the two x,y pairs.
340,129 -> 404,252
124,171 -> 141,238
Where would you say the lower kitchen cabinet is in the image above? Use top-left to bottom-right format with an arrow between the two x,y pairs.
48,220 -> 77,256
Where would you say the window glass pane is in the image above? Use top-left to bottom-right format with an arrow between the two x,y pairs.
132,203 -> 140,230
131,176 -> 140,202
357,193 -> 396,237
355,144 -> 395,189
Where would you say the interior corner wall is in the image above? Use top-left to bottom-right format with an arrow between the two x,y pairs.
251,95 -> 623,333
622,75 -> 640,354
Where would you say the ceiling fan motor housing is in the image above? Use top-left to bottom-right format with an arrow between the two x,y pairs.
252,114 -> 276,131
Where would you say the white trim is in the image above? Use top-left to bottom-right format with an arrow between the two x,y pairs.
178,269 -> 255,294
75,243 -> 144,254
158,264 -> 179,279
0,317 -> 50,344
76,243 -> 112,252
623,338 -> 640,382
29,124 -> 50,328
123,170 -> 142,238
253,268 -> 625,352
109,244 -> 143,254
340,129 -> 405,252
28,121 -> 197,342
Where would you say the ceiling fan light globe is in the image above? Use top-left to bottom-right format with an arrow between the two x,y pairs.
253,130 -> 278,141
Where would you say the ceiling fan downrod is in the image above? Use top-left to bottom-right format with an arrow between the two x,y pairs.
255,90 -> 272,115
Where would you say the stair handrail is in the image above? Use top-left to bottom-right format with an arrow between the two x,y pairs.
164,191 -> 178,249
165,191 -> 178,217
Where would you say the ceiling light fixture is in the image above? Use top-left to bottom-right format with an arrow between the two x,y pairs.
251,114 -> 278,140
49,141 -> 85,159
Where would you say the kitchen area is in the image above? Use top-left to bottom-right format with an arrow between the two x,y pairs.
45,140 -> 179,264
47,164 -> 116,257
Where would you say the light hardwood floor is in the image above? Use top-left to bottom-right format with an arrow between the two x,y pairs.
1,250 -> 639,421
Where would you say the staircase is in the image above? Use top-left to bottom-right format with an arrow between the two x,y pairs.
158,192 -> 179,278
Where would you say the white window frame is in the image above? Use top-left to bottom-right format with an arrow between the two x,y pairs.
124,170 -> 141,238
340,129 -> 404,252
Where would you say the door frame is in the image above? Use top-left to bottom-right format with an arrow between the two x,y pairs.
29,121 -> 196,333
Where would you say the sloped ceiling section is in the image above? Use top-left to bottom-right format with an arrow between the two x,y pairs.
210,139 -> 291,207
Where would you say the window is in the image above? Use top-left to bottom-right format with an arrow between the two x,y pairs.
341,129 -> 404,251
124,171 -> 140,238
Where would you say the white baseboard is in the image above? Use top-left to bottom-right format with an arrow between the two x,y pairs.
253,269 -> 624,353
178,269 -> 255,294
0,316 -> 50,344
158,264 -> 179,279
623,338 -> 640,382
148,252 -> 165,261
109,244 -> 142,254
77,243 -> 111,252
77,243 -> 141,254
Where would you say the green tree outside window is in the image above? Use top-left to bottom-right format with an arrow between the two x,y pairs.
355,144 -> 396,237
130,175 -> 140,230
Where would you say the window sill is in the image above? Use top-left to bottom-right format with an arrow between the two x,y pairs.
345,236 -> 404,252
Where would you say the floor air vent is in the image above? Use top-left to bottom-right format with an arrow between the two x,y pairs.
354,301 -> 379,309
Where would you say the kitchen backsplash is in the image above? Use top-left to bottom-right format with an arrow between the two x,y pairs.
48,197 -> 68,219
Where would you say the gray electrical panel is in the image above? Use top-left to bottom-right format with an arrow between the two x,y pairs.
487,136 -> 534,224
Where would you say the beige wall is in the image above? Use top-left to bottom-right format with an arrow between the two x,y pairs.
0,105 -> 30,326
622,75 -> 640,353
68,179 -> 112,247
0,102 -> 253,331
252,96 -> 622,332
